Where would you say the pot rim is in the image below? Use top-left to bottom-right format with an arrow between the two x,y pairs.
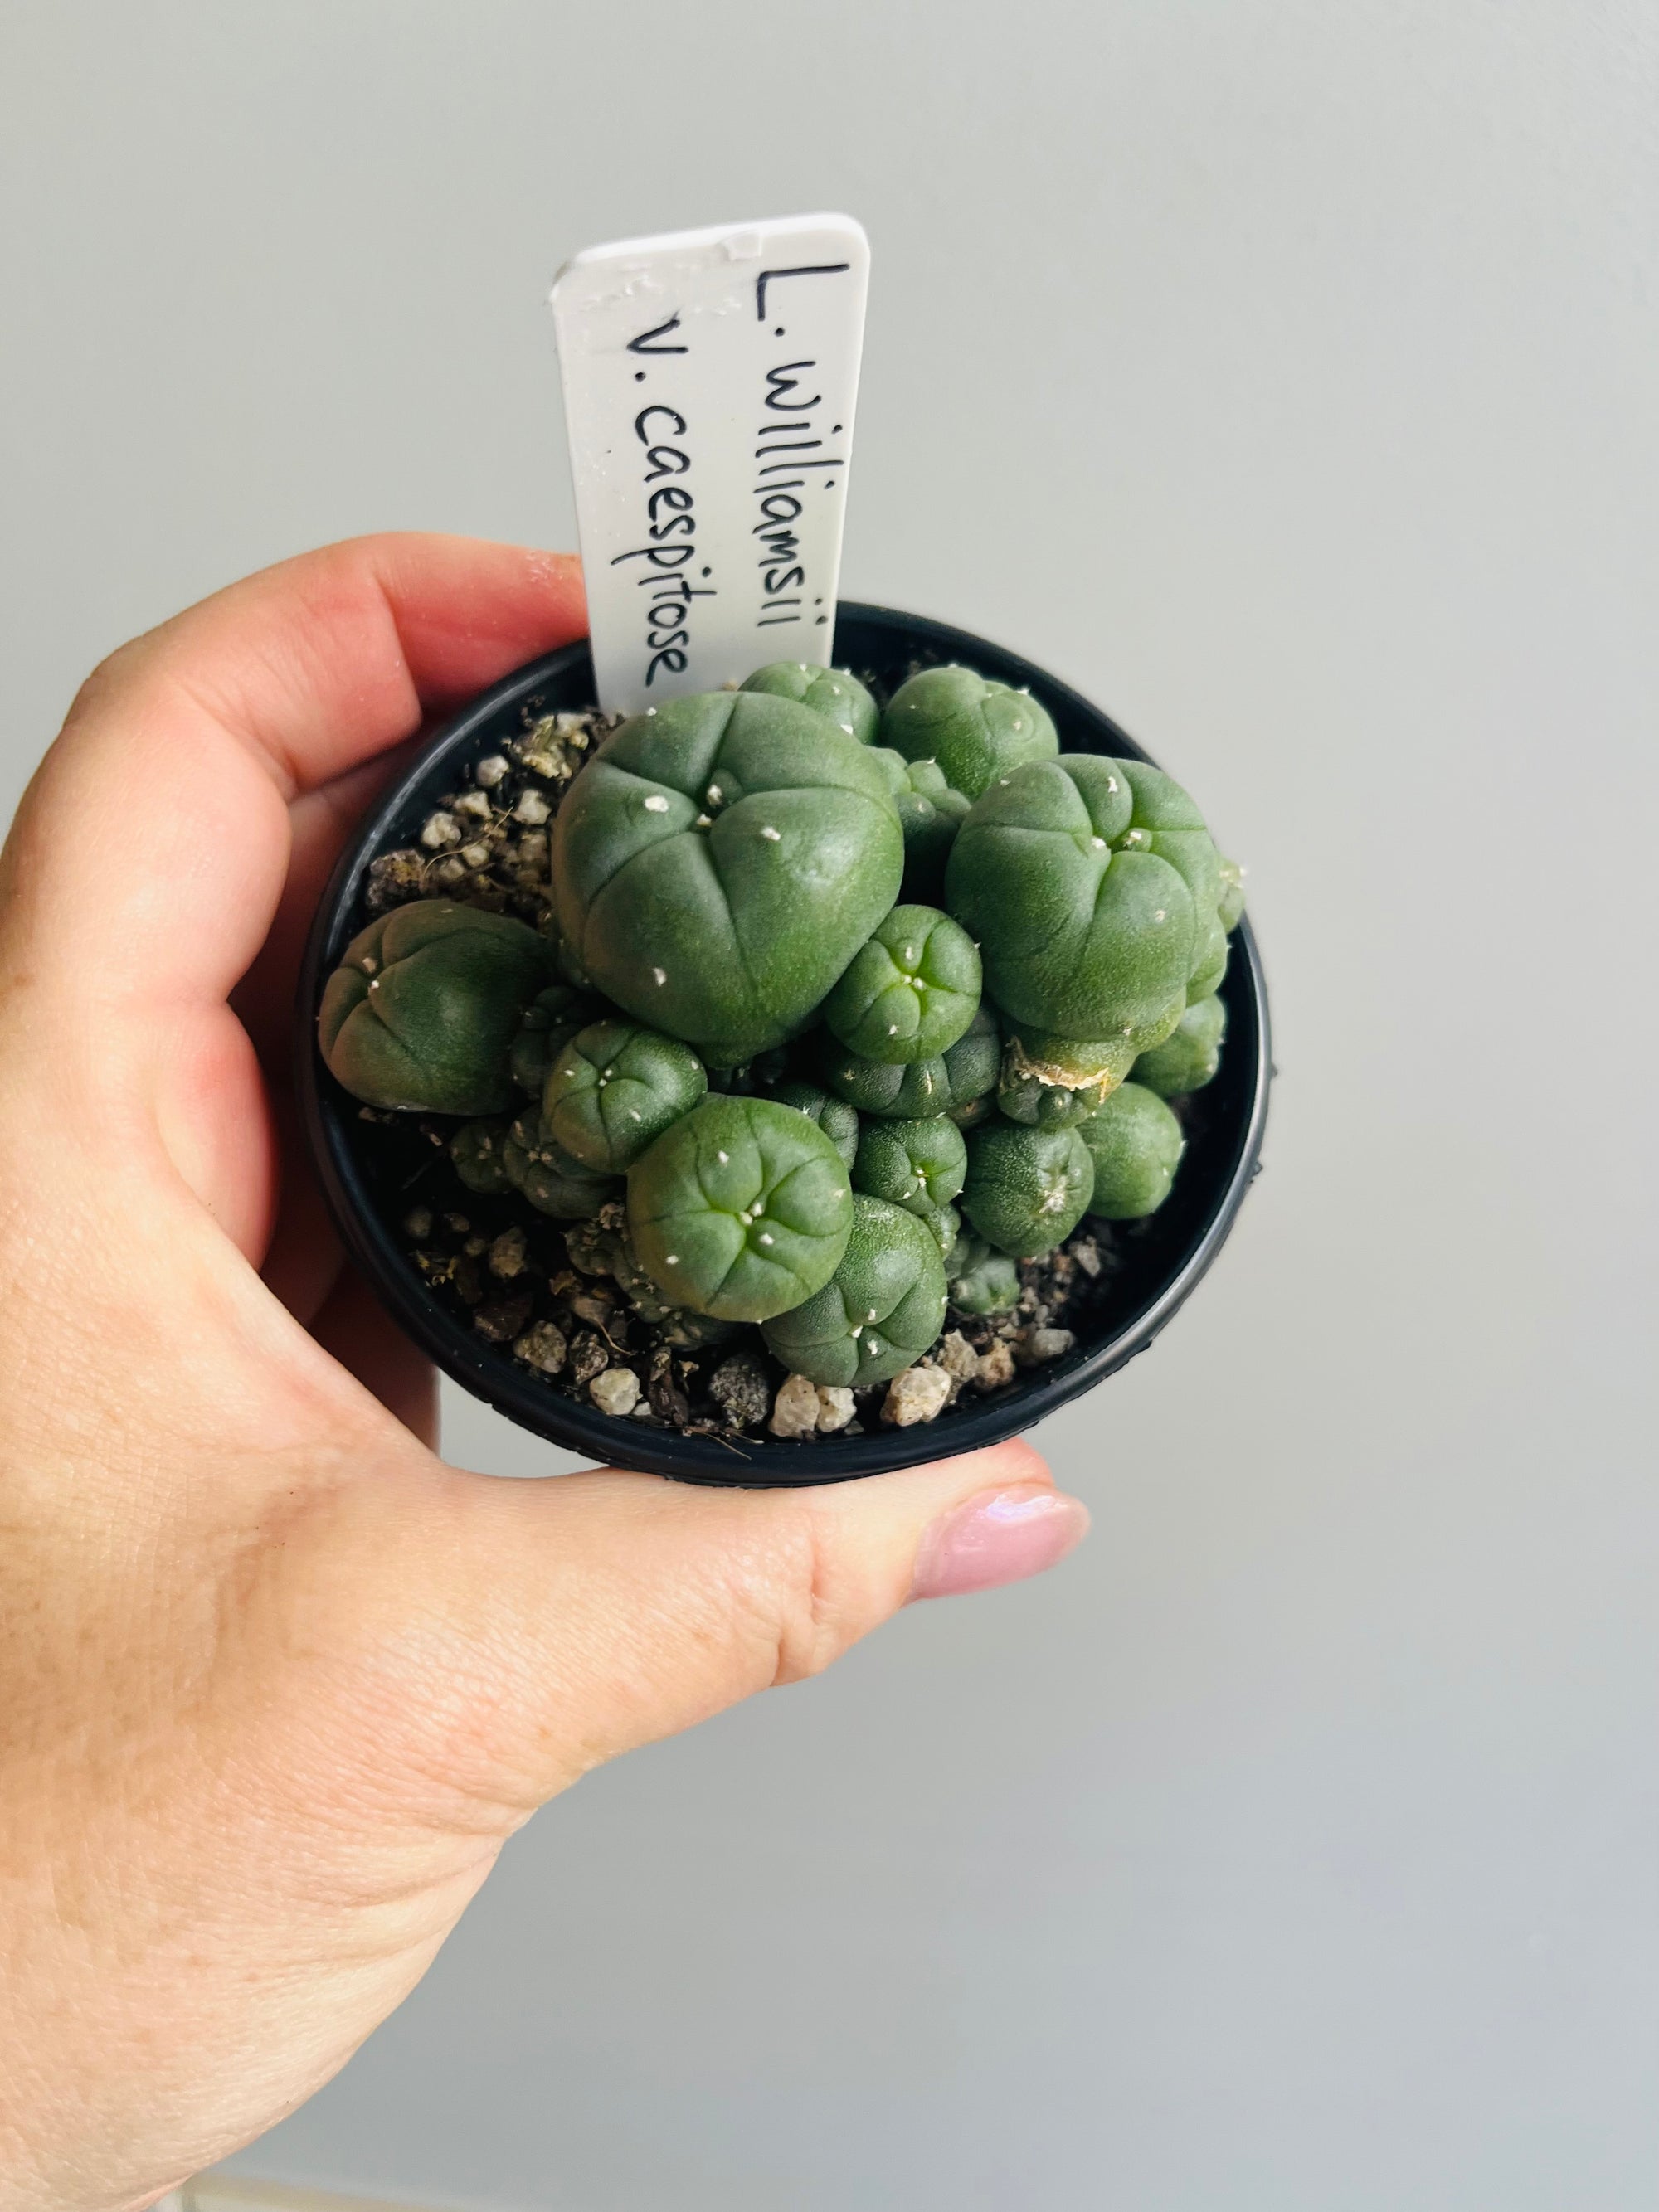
294,601 -> 1271,1486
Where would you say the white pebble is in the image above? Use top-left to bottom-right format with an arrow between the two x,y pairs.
514,790 -> 552,825
590,1366 -> 640,1417
815,1386 -> 856,1433
1019,1326 -> 1077,1367
882,1365 -> 951,1427
643,794 -> 669,814
937,1330 -> 979,1383
769,1373 -> 820,1439
420,809 -> 461,849
653,967 -> 667,985
455,789 -> 493,821
474,754 -> 510,788
975,1341 -> 1017,1390
760,824 -> 781,841
459,841 -> 490,869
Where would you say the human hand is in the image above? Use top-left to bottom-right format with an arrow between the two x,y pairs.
0,536 -> 1088,2210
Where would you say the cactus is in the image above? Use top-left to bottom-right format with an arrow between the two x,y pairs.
1076,1082 -> 1185,1218
767,1079 -> 861,1169
761,1195 -> 947,1388
501,1108 -> 620,1219
319,899 -> 553,1114
823,904 -> 981,1065
946,1236 -> 1022,1316
995,1028 -> 1141,1128
542,1018 -> 707,1174
510,983 -> 604,1094
450,1117 -> 515,1194
868,747 -> 971,902
960,1119 -> 1094,1259
880,665 -> 1058,800
626,1095 -> 854,1323
852,1114 -> 967,1220
552,690 -> 902,1065
820,1001 -> 1000,1121
1132,994 -> 1226,1098
740,659 -> 878,744
946,755 -> 1228,1049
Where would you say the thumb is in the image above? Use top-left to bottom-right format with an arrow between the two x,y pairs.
318,1441 -> 1086,1828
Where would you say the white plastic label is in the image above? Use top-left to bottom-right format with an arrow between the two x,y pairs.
550,213 -> 870,717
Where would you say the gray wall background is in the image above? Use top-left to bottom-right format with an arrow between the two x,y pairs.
5,3 -> 1657,2205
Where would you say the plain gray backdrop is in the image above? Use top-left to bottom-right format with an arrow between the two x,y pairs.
5,3 -> 1657,2206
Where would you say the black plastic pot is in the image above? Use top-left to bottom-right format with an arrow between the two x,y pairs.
296,603 -> 1271,1486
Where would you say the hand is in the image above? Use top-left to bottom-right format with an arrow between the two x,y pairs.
0,536 -> 1087,2210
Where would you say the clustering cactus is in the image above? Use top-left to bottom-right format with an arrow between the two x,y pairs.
320,656 -> 1246,1428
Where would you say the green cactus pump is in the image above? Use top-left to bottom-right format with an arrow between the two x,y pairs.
1076,1082 -> 1185,1219
552,690 -> 902,1066
852,1115 -> 968,1220
740,659 -> 879,744
502,1108 -> 621,1218
824,904 -> 981,1065
946,756 -> 1224,1049
510,983 -> 604,1095
542,1018 -> 708,1174
946,1235 -> 1022,1316
450,1116 -> 515,1194
768,1079 -> 861,1170
868,747 -> 971,902
880,666 -> 1058,800
1132,994 -> 1227,1098
960,1120 -> 1095,1259
320,900 -> 554,1115
626,1095 -> 854,1324
761,1194 -> 948,1388
820,1002 -> 1001,1121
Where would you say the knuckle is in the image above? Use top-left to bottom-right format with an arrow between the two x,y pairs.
762,1502 -> 866,1689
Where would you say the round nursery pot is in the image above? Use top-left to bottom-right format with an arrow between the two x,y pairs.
297,603 -> 1272,1486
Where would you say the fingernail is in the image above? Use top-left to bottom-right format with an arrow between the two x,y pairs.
908,1485 -> 1090,1602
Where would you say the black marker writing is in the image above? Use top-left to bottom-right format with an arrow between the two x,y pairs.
613,397 -> 715,684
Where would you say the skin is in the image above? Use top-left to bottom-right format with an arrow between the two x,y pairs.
0,535 -> 1082,2211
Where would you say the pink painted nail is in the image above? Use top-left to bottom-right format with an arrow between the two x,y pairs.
908,1485 -> 1090,1602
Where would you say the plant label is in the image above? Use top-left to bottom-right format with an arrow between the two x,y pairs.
551,213 -> 870,717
